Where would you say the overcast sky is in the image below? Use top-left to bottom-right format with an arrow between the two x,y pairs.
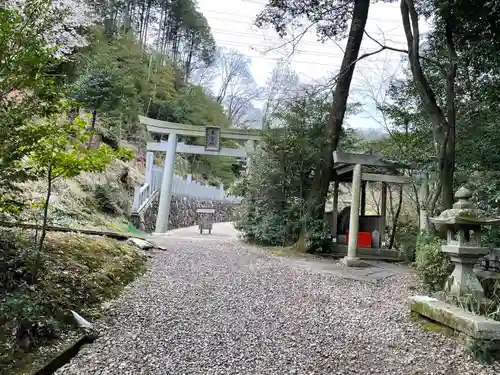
197,0 -> 429,130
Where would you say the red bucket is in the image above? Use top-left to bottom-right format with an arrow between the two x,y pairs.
345,232 -> 372,248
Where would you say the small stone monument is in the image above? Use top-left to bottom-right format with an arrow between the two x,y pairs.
429,186 -> 500,298
371,229 -> 380,249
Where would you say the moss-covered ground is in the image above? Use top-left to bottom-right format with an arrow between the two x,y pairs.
0,227 -> 147,375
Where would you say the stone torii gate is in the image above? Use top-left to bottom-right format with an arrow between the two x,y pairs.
139,115 -> 261,234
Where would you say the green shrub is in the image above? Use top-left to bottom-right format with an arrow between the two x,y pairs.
395,221 -> 419,262
227,176 -> 248,197
0,294 -> 58,351
415,231 -> 451,292
234,94 -> 358,251
235,96 -> 333,249
0,229 -> 33,293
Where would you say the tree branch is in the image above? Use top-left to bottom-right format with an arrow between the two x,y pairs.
364,30 -> 408,54
400,0 -> 449,146
364,30 -> 446,71
311,45 -> 391,95
257,22 -> 318,60
429,180 -> 442,215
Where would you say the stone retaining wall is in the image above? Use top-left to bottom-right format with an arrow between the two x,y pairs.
131,194 -> 238,233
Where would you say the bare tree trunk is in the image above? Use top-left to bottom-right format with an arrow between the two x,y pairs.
139,0 -> 146,42
442,1 -> 457,208
369,185 -> 380,215
87,109 -> 97,149
296,0 -> 371,251
400,0 -> 457,209
184,35 -> 195,82
157,7 -> 165,52
32,165 -> 53,284
389,185 -> 403,250
143,0 -> 152,46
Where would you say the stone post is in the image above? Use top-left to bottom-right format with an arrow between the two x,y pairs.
154,133 -> 178,234
245,139 -> 255,175
219,184 -> 225,200
343,163 -> 362,266
145,152 -> 154,184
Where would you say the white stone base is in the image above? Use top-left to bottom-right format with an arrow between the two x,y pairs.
341,256 -> 368,267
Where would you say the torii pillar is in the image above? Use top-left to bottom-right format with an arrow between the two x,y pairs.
155,133 -> 177,233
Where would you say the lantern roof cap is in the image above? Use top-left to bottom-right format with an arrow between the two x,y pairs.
430,186 -> 500,226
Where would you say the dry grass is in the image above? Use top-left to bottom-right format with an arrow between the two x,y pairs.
11,159 -> 145,232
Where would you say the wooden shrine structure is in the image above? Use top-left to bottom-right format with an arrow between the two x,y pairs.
329,151 -> 415,266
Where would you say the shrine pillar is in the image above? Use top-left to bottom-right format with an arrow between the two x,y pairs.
343,163 -> 362,266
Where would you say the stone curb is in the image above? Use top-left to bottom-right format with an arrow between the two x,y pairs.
33,334 -> 96,375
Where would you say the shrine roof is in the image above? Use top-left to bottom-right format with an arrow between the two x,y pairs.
333,151 -> 415,184
333,151 -> 412,169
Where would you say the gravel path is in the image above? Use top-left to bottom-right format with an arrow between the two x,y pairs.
57,224 -> 499,375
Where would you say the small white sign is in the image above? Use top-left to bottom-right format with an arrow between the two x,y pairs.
196,208 -> 216,214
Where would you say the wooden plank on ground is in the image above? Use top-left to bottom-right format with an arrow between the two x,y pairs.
0,222 -> 146,240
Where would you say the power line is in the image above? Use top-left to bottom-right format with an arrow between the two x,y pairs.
200,14 -> 407,52
231,55 -> 401,67
240,0 -> 398,5
213,45 -> 406,67
205,25 -> 408,57
212,37 -> 407,60
145,21 -> 406,63
202,12 -> 406,42
211,38 -> 406,62
193,3 -> 408,87
216,39 -> 405,59
240,0 -> 402,12
199,8 -> 404,26
209,27 -> 406,46
217,49 -> 405,65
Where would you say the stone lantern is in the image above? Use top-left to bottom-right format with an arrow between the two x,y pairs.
430,186 -> 500,298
